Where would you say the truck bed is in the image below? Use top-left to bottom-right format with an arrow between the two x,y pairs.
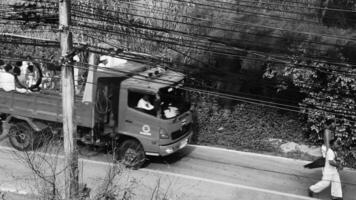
0,90 -> 94,128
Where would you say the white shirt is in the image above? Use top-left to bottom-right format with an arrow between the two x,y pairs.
164,106 -> 178,118
137,98 -> 154,110
0,70 -> 16,91
324,148 -> 338,175
321,144 -> 327,158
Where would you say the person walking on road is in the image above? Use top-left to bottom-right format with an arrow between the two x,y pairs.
308,139 -> 343,200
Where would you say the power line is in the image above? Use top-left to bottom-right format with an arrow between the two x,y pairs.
2,29 -> 356,82
1,54 -> 356,120
69,31 -> 356,110
71,4 -> 356,43
2,1 -> 350,67
70,4 -> 356,67
168,0 -> 356,14
69,20 -> 356,76
71,4 -> 356,54
113,1 -> 322,26
68,3 -> 351,59
73,23 -> 356,75
0,33 -> 354,113
125,0 -> 356,25
204,0 -> 320,7
70,14 -> 343,66
0,28 -> 354,92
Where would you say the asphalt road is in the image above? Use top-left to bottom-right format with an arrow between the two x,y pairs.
0,140 -> 355,200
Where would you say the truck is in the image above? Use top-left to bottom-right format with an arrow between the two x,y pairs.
0,58 -> 193,168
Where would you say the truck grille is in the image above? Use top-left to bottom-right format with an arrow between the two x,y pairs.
171,123 -> 191,140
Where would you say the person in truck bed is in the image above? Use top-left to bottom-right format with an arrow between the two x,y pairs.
0,64 -> 27,93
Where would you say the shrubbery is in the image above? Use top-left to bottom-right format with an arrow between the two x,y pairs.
193,101 -> 304,152
263,55 -> 356,168
191,92 -> 356,168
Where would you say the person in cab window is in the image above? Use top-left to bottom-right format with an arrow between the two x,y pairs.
137,95 -> 154,111
164,103 -> 178,119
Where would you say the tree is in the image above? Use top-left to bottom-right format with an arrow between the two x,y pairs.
264,51 -> 356,167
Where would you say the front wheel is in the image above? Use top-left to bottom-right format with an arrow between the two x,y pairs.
8,122 -> 35,151
116,139 -> 146,169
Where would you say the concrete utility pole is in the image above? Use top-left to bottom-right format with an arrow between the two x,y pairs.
59,0 -> 79,199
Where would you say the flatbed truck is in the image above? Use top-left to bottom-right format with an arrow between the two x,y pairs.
0,59 -> 192,168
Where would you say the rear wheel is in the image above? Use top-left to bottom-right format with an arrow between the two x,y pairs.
9,122 -> 35,151
116,139 -> 146,169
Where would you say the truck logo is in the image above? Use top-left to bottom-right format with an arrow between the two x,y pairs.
140,125 -> 152,136
181,119 -> 187,126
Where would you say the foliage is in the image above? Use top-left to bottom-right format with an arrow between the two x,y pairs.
264,54 -> 356,167
193,100 -> 304,152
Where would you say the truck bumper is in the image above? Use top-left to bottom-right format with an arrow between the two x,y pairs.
158,131 -> 192,156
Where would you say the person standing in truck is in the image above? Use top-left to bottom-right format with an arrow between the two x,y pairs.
0,64 -> 27,93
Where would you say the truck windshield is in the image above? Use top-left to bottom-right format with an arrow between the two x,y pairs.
159,86 -> 191,119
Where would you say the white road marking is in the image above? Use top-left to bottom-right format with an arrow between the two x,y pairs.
141,168 -> 317,200
73,158 -> 317,199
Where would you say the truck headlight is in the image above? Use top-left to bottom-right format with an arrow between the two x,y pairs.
165,147 -> 173,154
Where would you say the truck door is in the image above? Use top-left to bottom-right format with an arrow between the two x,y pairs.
119,89 -> 161,153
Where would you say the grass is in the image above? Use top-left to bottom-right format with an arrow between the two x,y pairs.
193,102 -> 306,153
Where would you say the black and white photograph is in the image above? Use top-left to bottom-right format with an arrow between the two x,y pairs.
0,0 -> 355,199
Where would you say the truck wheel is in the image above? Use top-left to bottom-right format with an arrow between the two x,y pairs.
117,139 -> 146,169
9,122 -> 35,151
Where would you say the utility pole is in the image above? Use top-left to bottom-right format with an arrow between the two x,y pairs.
59,0 -> 79,199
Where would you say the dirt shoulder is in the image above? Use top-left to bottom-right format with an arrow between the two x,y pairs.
192,103 -> 355,167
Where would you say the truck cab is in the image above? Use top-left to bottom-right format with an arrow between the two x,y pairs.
80,60 -> 193,167
119,68 -> 192,156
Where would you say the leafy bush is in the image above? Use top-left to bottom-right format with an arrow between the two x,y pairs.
264,54 -> 356,168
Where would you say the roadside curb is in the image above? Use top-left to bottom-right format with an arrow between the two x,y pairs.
188,144 -> 310,163
188,144 -> 355,172
0,145 -> 353,171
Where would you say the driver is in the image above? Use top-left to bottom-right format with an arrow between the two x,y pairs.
137,95 -> 154,110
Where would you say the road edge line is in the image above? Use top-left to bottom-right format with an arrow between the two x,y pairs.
78,158 -> 317,200
141,168 -> 317,200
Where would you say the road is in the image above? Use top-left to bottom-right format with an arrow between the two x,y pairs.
0,141 -> 355,200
